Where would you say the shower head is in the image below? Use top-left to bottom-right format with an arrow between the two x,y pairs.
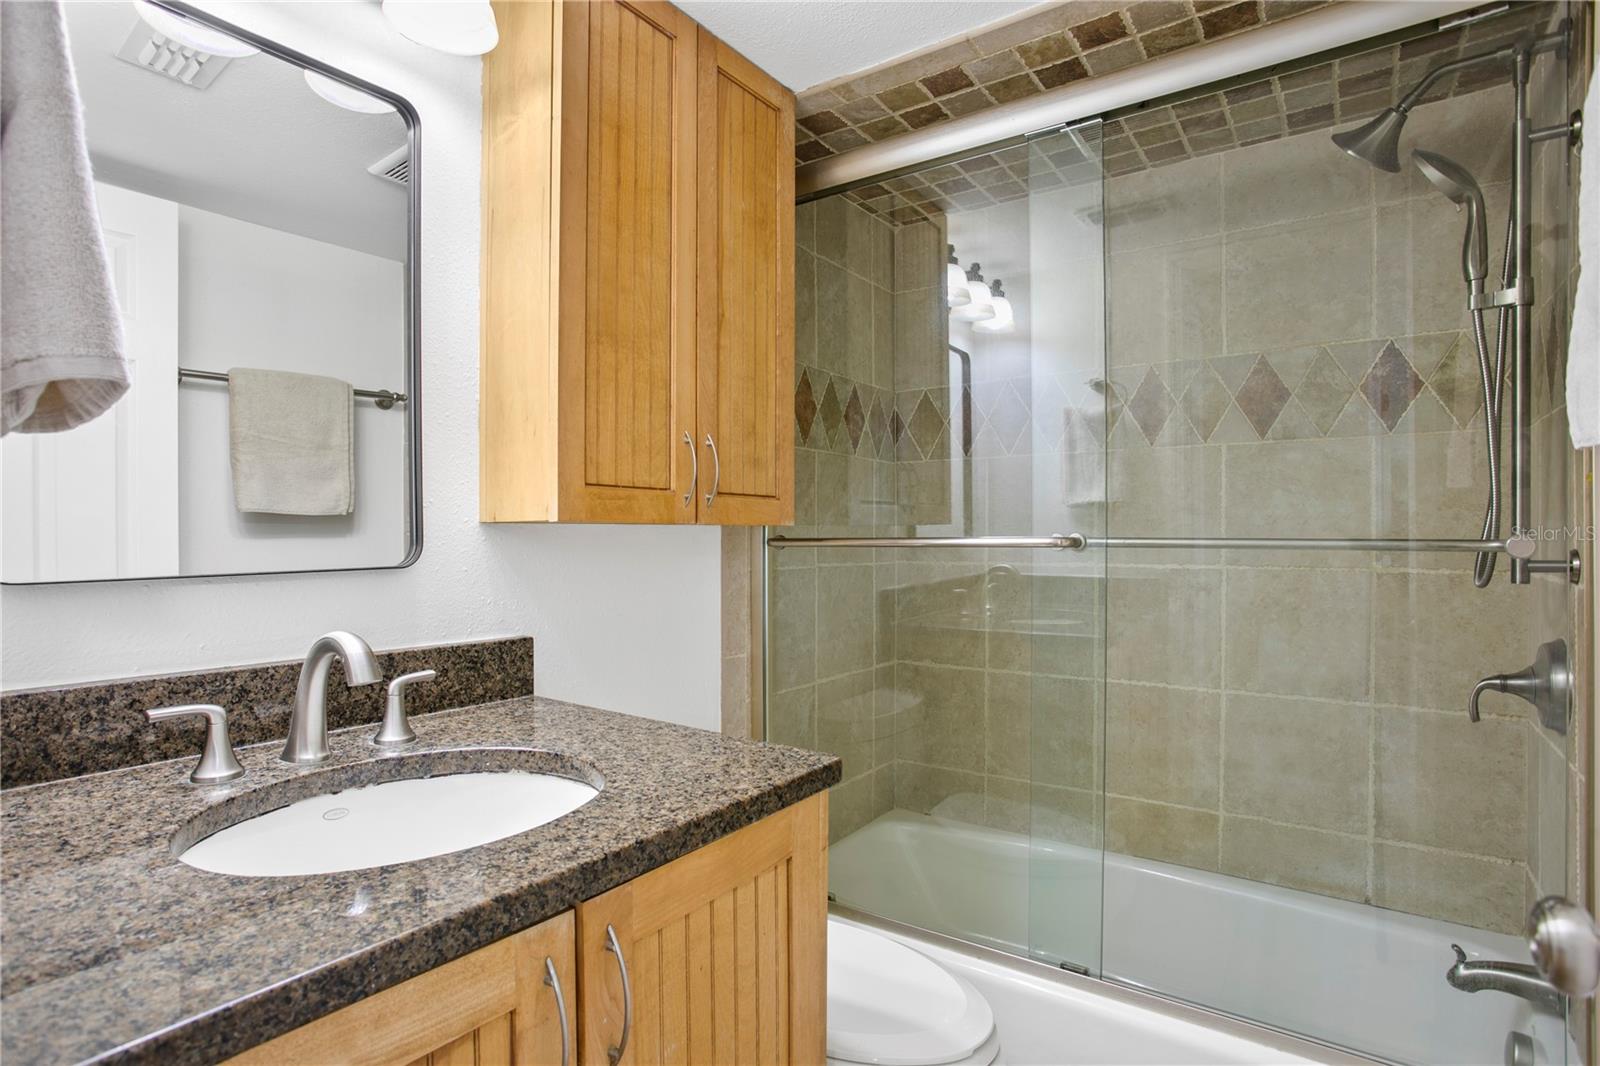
1331,107 -> 1408,172
1412,148 -> 1489,285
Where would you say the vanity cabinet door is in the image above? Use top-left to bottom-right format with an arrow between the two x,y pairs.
575,793 -> 827,1064
226,913 -> 576,1066
693,29 -> 795,527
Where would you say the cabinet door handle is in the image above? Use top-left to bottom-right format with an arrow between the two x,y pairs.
682,431 -> 698,507
543,956 -> 571,1066
703,434 -> 720,508
604,924 -> 632,1065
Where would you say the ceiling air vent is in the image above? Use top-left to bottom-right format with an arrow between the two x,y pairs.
368,146 -> 410,187
115,24 -> 233,88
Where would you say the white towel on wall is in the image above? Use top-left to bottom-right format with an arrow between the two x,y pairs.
0,0 -> 130,435
228,368 -> 355,516
1570,69 -> 1600,448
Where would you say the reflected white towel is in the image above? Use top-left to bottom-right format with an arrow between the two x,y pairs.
1570,71 -> 1600,448
0,1 -> 130,435
228,369 -> 354,516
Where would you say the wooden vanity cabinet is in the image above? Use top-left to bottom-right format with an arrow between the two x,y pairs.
227,913 -> 576,1066
575,791 -> 826,1064
225,794 -> 827,1066
481,0 -> 794,526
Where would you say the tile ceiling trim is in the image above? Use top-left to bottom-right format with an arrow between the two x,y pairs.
796,0 -> 1483,198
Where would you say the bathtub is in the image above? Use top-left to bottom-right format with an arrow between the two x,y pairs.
830,810 -> 1573,1066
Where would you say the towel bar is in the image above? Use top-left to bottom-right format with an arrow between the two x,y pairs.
177,367 -> 407,410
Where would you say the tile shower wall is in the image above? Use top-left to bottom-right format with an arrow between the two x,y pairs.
1094,72 -> 1577,935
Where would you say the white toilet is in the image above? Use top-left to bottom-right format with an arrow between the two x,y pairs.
826,918 -> 1002,1066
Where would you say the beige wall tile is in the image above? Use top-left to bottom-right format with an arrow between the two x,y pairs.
1371,842 -> 1525,934
1223,567 -> 1371,700
1104,154 -> 1222,252
768,684 -> 816,750
1376,706 -> 1527,861
894,662 -> 985,771
1105,682 -> 1220,807
1223,209 -> 1374,353
817,564 -> 878,679
1373,570 -> 1542,713
1106,566 -> 1223,688
817,667 -> 881,782
1223,438 -> 1374,567
1223,692 -> 1370,833
1106,796 -> 1219,871
1374,429 -> 1493,570
1033,783 -> 1102,848
1108,443 -> 1223,565
1219,817 -> 1368,902
1222,124 -> 1372,229
1373,187 -> 1510,339
1108,238 -> 1224,366
897,615 -> 986,668
721,654 -> 751,739
895,761 -> 986,823
768,566 -> 816,692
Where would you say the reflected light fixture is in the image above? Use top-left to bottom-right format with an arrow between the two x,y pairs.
945,245 -> 972,308
951,263 -> 995,322
131,0 -> 259,58
972,279 -> 1014,333
304,69 -> 396,114
381,0 -> 499,56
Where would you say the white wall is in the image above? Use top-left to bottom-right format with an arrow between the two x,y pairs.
176,203 -> 408,574
0,0 -> 724,731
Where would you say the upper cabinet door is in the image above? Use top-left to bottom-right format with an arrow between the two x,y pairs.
557,1 -> 699,523
694,31 -> 795,526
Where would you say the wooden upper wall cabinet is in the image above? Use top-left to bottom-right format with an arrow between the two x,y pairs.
482,0 -> 795,525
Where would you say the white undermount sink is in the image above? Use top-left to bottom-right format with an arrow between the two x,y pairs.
180,769 -> 600,877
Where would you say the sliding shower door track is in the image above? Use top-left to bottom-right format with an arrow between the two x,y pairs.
765,534 -> 1581,579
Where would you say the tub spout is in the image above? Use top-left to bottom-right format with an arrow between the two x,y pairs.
1447,944 -> 1565,1015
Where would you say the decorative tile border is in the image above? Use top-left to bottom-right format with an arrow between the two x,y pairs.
820,2 -> 1547,225
0,637 -> 534,789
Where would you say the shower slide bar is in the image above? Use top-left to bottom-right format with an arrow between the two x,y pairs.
177,367 -> 408,409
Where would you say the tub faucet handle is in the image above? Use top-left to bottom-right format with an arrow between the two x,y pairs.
144,704 -> 245,784
1467,639 -> 1571,733
375,669 -> 435,747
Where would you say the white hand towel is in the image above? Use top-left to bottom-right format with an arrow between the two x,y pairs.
228,369 -> 354,516
0,0 -> 130,435
1570,70 -> 1600,448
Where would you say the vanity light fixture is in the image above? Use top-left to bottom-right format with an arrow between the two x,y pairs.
303,69 -> 396,115
130,0 -> 259,58
381,0 -> 499,56
972,279 -> 1014,334
945,244 -> 971,309
951,263 -> 995,322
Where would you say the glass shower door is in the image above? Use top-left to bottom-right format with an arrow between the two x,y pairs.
766,121 -> 1109,977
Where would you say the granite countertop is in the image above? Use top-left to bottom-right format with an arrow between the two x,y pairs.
0,697 -> 840,1065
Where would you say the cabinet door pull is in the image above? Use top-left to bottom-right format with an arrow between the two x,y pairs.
703,434 -> 720,508
682,431 -> 698,507
604,924 -> 633,1065
543,956 -> 571,1066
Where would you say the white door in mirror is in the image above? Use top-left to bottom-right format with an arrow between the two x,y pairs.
180,771 -> 599,877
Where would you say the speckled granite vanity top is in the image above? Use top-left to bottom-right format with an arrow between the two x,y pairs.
0,698 -> 840,1065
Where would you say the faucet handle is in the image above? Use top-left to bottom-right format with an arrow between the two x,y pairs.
375,669 -> 435,747
145,704 -> 245,784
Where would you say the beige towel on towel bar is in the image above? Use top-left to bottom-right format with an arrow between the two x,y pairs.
0,0 -> 130,435
228,368 -> 354,516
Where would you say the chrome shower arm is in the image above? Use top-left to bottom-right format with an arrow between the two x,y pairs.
1395,29 -> 1565,114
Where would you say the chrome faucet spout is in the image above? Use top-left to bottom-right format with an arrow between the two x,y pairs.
282,631 -> 381,764
1447,944 -> 1566,1015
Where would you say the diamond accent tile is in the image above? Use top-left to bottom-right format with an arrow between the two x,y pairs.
1359,340 -> 1424,432
794,370 -> 818,443
1178,364 -> 1231,441
907,392 -> 946,458
1233,356 -> 1291,438
818,378 -> 844,444
988,383 -> 1031,453
1425,335 -> 1485,429
1125,367 -> 1176,443
843,386 -> 866,451
868,395 -> 889,456
1294,350 -> 1355,435
889,408 -> 904,445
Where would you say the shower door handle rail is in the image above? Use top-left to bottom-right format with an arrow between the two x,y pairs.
766,533 -> 1535,555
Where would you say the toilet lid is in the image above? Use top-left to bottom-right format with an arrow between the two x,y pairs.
827,921 -> 996,1066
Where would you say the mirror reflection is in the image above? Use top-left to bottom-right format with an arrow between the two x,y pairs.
1,1 -> 416,583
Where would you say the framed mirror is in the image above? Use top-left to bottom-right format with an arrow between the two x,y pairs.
1,0 -> 420,584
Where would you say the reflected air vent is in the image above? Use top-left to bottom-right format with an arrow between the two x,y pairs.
368,146 -> 410,186
115,25 -> 232,88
